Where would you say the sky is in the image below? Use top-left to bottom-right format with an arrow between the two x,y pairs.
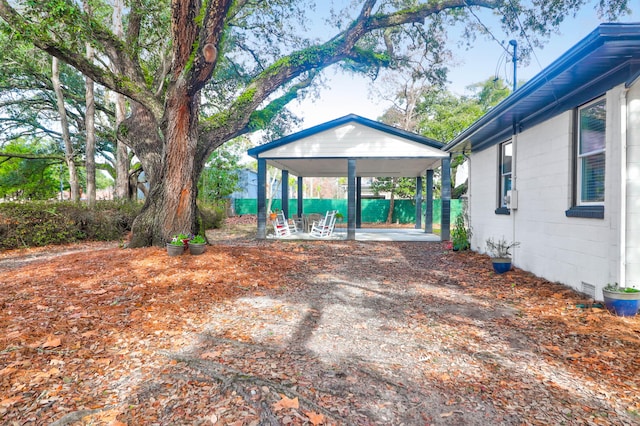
287,1 -> 638,128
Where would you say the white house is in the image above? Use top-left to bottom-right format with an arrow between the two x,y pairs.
444,23 -> 640,300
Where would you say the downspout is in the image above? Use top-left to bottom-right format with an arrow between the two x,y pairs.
511,124 -> 518,264
461,151 -> 471,246
619,88 -> 628,287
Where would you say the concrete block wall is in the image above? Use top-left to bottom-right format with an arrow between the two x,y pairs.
626,79 -> 640,288
468,82 -> 640,298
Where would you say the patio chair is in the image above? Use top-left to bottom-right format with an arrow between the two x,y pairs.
310,210 -> 337,238
271,211 -> 291,237
305,213 -> 322,233
287,215 -> 298,233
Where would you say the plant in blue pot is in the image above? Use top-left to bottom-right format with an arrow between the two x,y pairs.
485,237 -> 519,274
602,283 -> 640,317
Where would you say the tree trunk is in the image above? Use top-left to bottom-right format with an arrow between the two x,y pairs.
128,82 -> 200,247
387,178 -> 397,224
52,57 -> 80,202
84,14 -> 96,206
85,73 -> 96,205
115,108 -> 129,199
112,0 -> 129,200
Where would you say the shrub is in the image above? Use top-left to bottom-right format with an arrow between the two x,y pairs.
451,212 -> 471,251
198,201 -> 226,231
0,200 -> 141,250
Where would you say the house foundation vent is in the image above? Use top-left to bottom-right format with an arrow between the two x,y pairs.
581,282 -> 596,299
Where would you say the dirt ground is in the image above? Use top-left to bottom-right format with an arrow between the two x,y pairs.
1,218 -> 639,425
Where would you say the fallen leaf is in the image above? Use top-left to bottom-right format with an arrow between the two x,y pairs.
6,330 -> 22,339
440,411 -> 454,417
305,411 -> 325,425
273,394 -> 299,411
201,351 -> 221,359
0,396 -> 22,407
0,367 -> 17,376
42,336 -> 62,348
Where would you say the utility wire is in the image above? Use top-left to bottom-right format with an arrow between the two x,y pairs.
506,0 -> 543,72
463,0 -> 512,55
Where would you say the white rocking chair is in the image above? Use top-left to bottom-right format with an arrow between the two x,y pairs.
271,211 -> 297,237
309,210 -> 337,238
271,211 -> 290,237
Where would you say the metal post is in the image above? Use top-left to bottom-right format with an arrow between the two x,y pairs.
415,175 -> 423,229
509,39 -> 517,92
281,170 -> 289,219
347,159 -> 356,240
425,170 -> 433,233
297,176 -> 303,216
441,157 -> 452,241
257,158 -> 267,239
356,177 -> 362,229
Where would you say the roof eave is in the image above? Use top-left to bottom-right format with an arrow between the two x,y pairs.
444,22 -> 640,153
248,113 -> 444,159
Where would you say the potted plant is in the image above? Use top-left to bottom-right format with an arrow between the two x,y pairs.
485,237 -> 520,273
167,233 -> 190,256
188,234 -> 207,255
602,283 -> 640,316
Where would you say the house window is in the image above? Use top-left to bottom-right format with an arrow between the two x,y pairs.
577,99 -> 605,204
500,141 -> 512,208
566,98 -> 605,219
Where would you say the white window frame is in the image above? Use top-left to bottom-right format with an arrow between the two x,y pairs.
499,141 -> 512,208
576,98 -> 606,206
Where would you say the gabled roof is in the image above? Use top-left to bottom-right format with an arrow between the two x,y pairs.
248,114 -> 448,177
445,23 -> 640,153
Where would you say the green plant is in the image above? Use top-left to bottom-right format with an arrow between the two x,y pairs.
0,200 -> 140,249
190,234 -> 206,244
451,212 -> 471,251
604,283 -> 640,293
198,201 -> 225,230
485,237 -> 520,259
169,233 -> 191,246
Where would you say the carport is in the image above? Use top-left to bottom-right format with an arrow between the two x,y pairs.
247,114 -> 452,241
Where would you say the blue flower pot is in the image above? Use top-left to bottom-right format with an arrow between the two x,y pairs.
603,289 -> 640,317
492,259 -> 512,274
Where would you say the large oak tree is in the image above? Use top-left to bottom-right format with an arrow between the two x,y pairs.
0,0 -> 630,247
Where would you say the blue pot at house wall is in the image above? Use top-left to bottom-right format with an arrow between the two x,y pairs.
491,258 -> 512,274
603,289 -> 640,317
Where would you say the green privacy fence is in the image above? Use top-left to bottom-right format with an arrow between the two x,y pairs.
232,198 -> 464,225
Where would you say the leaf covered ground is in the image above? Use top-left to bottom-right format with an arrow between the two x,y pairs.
1,220 -> 639,425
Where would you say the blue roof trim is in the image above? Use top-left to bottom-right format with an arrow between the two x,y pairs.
444,23 -> 640,153
248,113 -> 444,158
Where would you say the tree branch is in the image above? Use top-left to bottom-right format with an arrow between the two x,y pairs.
0,0 -> 164,120
0,151 -> 65,162
199,0 -> 500,148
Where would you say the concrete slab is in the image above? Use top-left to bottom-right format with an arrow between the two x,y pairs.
267,228 -> 441,242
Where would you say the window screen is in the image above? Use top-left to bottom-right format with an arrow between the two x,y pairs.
578,99 -> 605,204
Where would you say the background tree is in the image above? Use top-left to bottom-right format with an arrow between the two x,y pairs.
0,30 -> 120,201
0,0 -> 630,246
417,77 -> 511,196
0,139 -> 61,200
198,138 -> 249,205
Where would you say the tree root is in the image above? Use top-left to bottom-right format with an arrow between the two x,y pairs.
49,408 -> 106,426
168,353 -> 351,425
